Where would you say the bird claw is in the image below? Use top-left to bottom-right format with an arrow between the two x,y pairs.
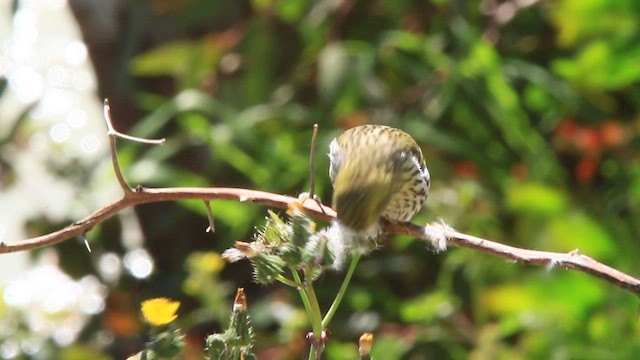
298,192 -> 327,215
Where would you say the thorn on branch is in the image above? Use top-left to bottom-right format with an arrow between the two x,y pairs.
81,233 -> 92,253
204,200 -> 216,233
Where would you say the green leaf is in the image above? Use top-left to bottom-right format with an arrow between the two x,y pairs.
400,290 -> 454,323
131,41 -> 197,77
546,211 -> 615,259
506,183 -> 569,217
482,272 -> 603,323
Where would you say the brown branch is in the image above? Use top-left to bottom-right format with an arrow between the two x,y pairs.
389,222 -> 640,296
1,187 -> 640,297
3,101 -> 639,301
0,187 -> 333,254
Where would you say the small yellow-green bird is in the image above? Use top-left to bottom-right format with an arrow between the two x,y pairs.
329,125 -> 430,236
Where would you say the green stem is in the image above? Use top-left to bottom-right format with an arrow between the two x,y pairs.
276,274 -> 300,288
303,268 -> 324,335
291,269 -> 321,359
290,268 -> 313,319
322,253 -> 361,328
301,266 -> 324,359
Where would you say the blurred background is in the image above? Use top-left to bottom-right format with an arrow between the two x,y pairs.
1,0 -> 640,359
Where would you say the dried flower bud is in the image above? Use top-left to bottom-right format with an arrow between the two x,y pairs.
226,288 -> 254,349
222,241 -> 259,263
359,332 -> 374,358
234,288 -> 247,313
235,241 -> 257,257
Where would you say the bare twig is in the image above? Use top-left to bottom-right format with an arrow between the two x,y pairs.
103,99 -> 132,192
103,99 -> 165,145
103,99 -> 165,193
300,124 -> 326,214
308,124 -> 319,201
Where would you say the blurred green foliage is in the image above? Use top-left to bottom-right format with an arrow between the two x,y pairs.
6,0 -> 640,358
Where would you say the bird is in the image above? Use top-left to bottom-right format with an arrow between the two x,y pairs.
328,125 -> 430,239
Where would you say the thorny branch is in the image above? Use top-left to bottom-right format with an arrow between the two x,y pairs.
1,101 -> 640,299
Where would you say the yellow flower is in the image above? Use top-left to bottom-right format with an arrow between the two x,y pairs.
141,298 -> 180,326
193,251 -> 225,273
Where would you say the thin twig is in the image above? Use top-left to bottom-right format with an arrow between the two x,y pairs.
103,99 -> 165,193
104,99 -> 132,193
300,124 -> 326,214
103,99 -> 165,145
309,124 -> 319,201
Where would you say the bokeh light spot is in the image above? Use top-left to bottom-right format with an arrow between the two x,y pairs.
64,41 -> 87,65
71,71 -> 94,91
9,67 -> 44,103
97,252 -> 122,283
42,89 -> 71,115
66,109 -> 87,128
80,135 -> 99,153
50,123 -> 70,142
123,249 -> 154,279
45,0 -> 67,9
46,66 -> 67,86
0,340 -> 20,359
20,338 -> 42,355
